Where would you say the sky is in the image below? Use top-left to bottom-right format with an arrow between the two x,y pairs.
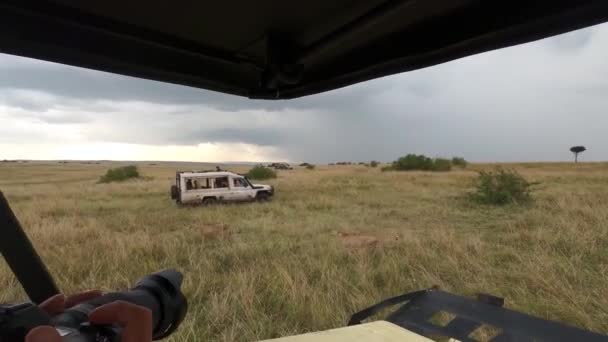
1,23 -> 607,163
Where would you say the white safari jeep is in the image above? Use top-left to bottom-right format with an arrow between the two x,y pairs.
170,171 -> 274,205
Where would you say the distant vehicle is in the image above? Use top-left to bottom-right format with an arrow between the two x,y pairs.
268,162 -> 293,170
170,171 -> 274,205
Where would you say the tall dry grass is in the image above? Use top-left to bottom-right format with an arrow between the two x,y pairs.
0,161 -> 607,341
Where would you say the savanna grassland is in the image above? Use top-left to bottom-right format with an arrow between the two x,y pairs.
0,161 -> 607,341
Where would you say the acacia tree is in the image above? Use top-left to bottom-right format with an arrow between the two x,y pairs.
570,146 -> 586,163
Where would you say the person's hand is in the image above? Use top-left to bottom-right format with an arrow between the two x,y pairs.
25,291 -> 153,342
26,291 -> 102,342
87,301 -> 153,342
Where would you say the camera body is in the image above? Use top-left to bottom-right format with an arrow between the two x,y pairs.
0,270 -> 187,342
0,303 -> 114,342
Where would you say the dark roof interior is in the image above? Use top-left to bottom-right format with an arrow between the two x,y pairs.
1,1 -> 608,99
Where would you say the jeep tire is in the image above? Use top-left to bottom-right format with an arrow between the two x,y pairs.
202,197 -> 218,205
256,192 -> 270,202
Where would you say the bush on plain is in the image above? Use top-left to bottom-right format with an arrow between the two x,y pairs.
246,165 -> 277,180
98,165 -> 140,183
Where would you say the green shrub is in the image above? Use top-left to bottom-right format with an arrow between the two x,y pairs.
370,160 -> 379,168
98,165 -> 140,183
380,165 -> 394,172
471,168 -> 534,205
452,157 -> 468,168
300,162 -> 315,169
393,154 -> 433,170
431,158 -> 452,171
387,154 -> 451,172
246,165 -> 277,180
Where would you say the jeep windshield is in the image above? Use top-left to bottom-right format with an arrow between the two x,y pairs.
244,178 -> 257,188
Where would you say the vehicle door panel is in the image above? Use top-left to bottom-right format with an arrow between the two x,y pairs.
230,177 -> 254,201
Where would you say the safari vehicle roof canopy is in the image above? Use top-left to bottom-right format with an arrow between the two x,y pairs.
1,0 -> 608,100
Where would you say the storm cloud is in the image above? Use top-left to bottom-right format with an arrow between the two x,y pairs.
1,23 -> 608,163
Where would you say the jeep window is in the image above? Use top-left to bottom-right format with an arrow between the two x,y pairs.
213,177 -> 229,189
193,178 -> 211,190
184,177 -> 210,191
233,178 -> 248,188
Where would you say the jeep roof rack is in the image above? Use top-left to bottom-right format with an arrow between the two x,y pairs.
178,169 -> 249,176
178,170 -> 226,174
350,288 -> 608,342
1,1 -> 607,100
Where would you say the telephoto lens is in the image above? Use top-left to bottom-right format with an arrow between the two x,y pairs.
50,269 -> 187,342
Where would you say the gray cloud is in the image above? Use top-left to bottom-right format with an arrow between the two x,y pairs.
546,26 -> 594,51
1,23 -> 608,163
193,128 -> 284,146
0,49 -> 437,115
22,111 -> 92,124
